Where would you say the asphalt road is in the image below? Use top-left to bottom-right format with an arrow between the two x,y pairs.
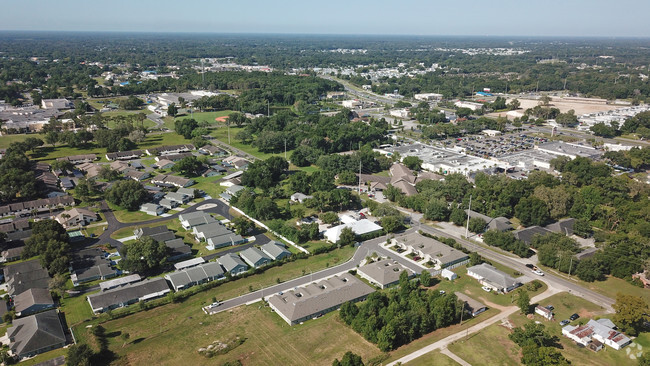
417,225 -> 615,312
207,227 -> 429,315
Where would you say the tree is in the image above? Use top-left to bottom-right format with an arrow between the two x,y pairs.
44,131 -> 60,146
402,156 -> 422,171
121,236 -> 169,273
539,94 -> 552,107
515,196 -> 550,227
337,170 -> 358,185
521,346 -> 570,366
380,215 -> 404,234
420,270 -> 432,287
556,110 -> 579,127
468,217 -> 486,234
66,343 -> 94,366
119,95 -> 144,110
332,351 -> 364,366
320,211 -> 339,225
613,293 -> 649,336
97,165 -> 120,181
48,273 -> 68,297
507,99 -> 521,110
174,118 -> 199,139
517,289 -> 531,314
171,156 -> 203,176
167,103 -> 178,117
574,257 -> 605,282
105,180 -> 150,210
337,227 -> 356,247
232,216 -> 254,236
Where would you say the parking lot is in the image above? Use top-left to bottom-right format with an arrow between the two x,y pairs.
442,133 -> 549,158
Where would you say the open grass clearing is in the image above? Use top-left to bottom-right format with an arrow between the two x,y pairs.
173,110 -> 236,125
405,350 -> 460,366
210,126 -> 292,160
78,301 -> 381,366
0,133 -> 45,148
448,322 -> 520,366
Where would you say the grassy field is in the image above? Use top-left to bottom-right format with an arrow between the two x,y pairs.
449,292 -> 643,366
0,133 -> 46,148
173,110 -> 236,125
430,266 -> 548,308
210,126 -> 291,160
107,201 -> 158,223
78,302 -> 382,366
405,350 -> 459,366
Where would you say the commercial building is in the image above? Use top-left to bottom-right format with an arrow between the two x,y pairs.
357,259 -> 414,289
392,232 -> 469,269
324,219 -> 383,243
268,274 -> 374,326
466,263 -> 520,293
562,319 -> 631,350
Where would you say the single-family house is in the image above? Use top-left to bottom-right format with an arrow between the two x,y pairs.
466,263 -> 521,293
153,159 -> 175,170
54,208 -> 98,228
159,198 -> 178,210
512,226 -> 553,245
290,193 -> 313,204
105,150 -> 143,161
176,187 -> 197,197
535,305 -> 554,320
164,192 -> 191,205
2,246 -> 25,262
140,203 -> 165,216
465,210 -> 513,232
124,170 -> 150,182
151,174 -> 194,188
164,262 -> 225,292
14,288 -> 55,317
7,310 -> 66,359
261,242 -> 292,261
164,238 -> 192,261
218,254 -> 248,276
193,223 -> 231,241
441,268 -> 458,281
56,154 -> 97,164
239,247 -> 272,268
4,260 -> 50,296
98,274 -> 142,292
268,274 -> 375,326
357,259 -> 415,289
179,211 -> 217,229
173,257 -> 205,271
562,319 -> 631,350
206,233 -> 246,250
455,292 -> 487,317
146,144 -> 195,156
87,278 -> 171,314
546,218 -> 576,236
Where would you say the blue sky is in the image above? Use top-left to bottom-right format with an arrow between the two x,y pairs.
2,0 -> 649,37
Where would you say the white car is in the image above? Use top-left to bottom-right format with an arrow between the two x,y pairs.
533,269 -> 545,276
481,286 -> 492,292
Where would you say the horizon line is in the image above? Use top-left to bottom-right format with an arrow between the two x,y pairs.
0,29 -> 649,40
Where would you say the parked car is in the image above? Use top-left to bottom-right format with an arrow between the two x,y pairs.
533,269 -> 545,276
525,264 -> 535,269
481,286 -> 492,292
545,305 -> 554,311
439,290 -> 446,295
560,319 -> 570,326
570,313 -> 580,321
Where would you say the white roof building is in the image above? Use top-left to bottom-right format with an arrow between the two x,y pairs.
324,219 -> 383,243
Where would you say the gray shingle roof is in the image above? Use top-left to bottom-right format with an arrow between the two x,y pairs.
512,226 -> 553,245
358,259 -> 413,287
467,263 -> 519,291
7,310 -> 65,357
240,247 -> 272,267
268,274 -> 374,324
261,242 -> 291,260
87,278 -> 170,312
218,254 -> 248,273
14,288 -> 54,314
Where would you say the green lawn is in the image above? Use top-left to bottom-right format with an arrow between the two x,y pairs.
210,126 -> 291,160
61,289 -> 99,326
432,266 -> 547,308
17,348 -> 67,366
107,202 -> 158,223
174,110 -> 236,125
0,133 -> 45,148
448,322 -> 520,366
77,301 -> 381,366
190,175 -> 226,199
449,292 -> 643,366
405,350 -> 460,366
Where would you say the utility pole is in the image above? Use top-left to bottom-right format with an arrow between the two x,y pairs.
568,257 -> 573,277
284,139 -> 287,160
465,195 -> 472,238
358,143 -> 362,194
267,100 -> 270,117
536,81 -> 539,93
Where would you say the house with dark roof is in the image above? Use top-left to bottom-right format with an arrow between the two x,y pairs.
4,260 -> 50,296
357,259 -> 415,289
87,278 -> 171,314
455,292 -> 487,317
105,150 -> 143,161
206,233 -> 246,250
546,218 -> 576,236
179,211 -> 217,229
239,247 -> 272,268
7,310 -> 66,359
164,262 -> 225,291
268,274 -> 375,326
512,226 -> 553,245
14,288 -> 55,317
54,207 -> 98,228
2,246 -> 25,262
151,174 -> 194,188
124,170 -> 150,182
69,248 -> 117,286
193,223 -> 231,241
467,263 -> 521,293
465,210 -> 513,232
146,144 -> 195,156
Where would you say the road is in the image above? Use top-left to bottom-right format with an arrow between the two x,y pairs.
387,287 -> 561,366
417,225 -> 614,312
529,125 -> 649,146
319,75 -> 397,106
207,228 -> 427,315
146,113 -> 165,129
